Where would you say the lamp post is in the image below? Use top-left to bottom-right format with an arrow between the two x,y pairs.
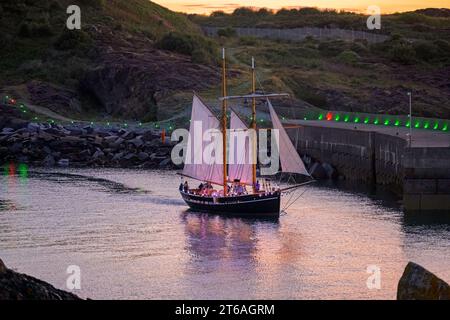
407,92 -> 412,147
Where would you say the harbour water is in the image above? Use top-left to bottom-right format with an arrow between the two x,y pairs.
0,167 -> 449,299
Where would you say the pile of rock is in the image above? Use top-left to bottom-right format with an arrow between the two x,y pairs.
397,262 -> 450,300
0,120 -> 177,169
0,258 -> 81,300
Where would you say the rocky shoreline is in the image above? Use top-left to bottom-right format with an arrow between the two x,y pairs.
0,117 -> 177,170
0,259 -> 81,300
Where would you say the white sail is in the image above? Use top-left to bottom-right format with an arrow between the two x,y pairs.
228,110 -> 254,185
268,100 -> 310,176
183,95 -> 224,185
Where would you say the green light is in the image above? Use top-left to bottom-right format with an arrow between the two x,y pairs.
443,123 -> 448,131
90,121 -> 94,125
304,117 -> 307,120
364,117 -> 369,124
139,122 -> 142,126
414,121 -> 420,128
344,115 -> 350,122
384,119 -> 389,126
124,123 -> 128,127
335,115 -> 340,121
395,120 -> 400,126
374,118 -> 379,125
107,122 -> 110,126
19,104 -> 24,109
34,117 -> 38,120
18,163 -> 28,180
405,121 -> 410,127
354,117 -> 359,123
318,114 -> 324,120
433,122 -> 439,130
424,122 -> 429,129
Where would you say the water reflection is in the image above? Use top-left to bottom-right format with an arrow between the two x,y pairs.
182,212 -> 279,272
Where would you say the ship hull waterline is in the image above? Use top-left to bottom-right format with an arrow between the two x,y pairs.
180,191 -> 281,218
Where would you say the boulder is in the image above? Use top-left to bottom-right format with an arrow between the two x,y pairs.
128,136 -> 143,148
1,128 -> 14,134
137,152 -> 149,161
0,259 -> 6,274
58,159 -> 70,167
92,149 -> 105,159
42,154 -> 55,167
121,131 -> 136,140
0,258 -> 82,300
397,262 -> 450,300
112,152 -> 125,161
159,158 -> 172,167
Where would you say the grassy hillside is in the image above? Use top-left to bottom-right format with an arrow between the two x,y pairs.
191,8 -> 450,119
0,0 -> 219,121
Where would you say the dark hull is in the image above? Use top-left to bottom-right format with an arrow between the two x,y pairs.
180,191 -> 281,218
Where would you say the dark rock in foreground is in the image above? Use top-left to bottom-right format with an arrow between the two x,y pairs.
0,258 -> 81,300
397,262 -> 450,300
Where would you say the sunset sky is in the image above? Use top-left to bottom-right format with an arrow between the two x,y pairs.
154,0 -> 450,14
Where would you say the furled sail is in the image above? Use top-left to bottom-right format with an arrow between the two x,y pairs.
268,100 -> 310,176
183,95 -> 224,185
228,110 -> 254,185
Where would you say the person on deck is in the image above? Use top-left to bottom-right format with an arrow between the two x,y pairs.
183,181 -> 189,193
255,180 -> 260,192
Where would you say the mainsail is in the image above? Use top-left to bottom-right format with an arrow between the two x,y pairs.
268,100 -> 310,176
228,110 -> 254,185
183,95 -> 224,184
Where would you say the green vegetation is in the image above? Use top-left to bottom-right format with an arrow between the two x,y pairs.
191,7 -> 450,41
156,32 -> 218,65
189,7 -> 450,119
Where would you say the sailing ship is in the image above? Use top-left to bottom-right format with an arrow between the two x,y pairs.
179,49 -> 312,218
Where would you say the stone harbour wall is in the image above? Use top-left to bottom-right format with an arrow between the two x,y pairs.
289,125 -> 450,212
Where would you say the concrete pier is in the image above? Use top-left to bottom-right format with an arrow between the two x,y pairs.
289,120 -> 450,212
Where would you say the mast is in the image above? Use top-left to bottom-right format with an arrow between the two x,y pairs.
251,57 -> 257,190
222,48 -> 228,195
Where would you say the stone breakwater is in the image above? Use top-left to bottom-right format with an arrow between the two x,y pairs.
0,119 -> 176,169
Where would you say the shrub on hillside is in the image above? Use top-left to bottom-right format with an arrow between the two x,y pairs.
78,0 -> 104,8
18,22 -> 53,37
157,32 -> 218,65
32,23 -> 53,37
337,50 -> 360,64
232,7 -> 254,16
156,32 -> 195,55
217,27 -> 236,37
413,40 -> 438,62
211,10 -> 226,17
318,40 -> 346,56
18,22 -> 32,37
54,29 -> 92,51
433,39 -> 450,60
388,43 -> 416,64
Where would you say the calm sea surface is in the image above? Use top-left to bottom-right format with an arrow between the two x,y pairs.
1,167 -> 449,299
